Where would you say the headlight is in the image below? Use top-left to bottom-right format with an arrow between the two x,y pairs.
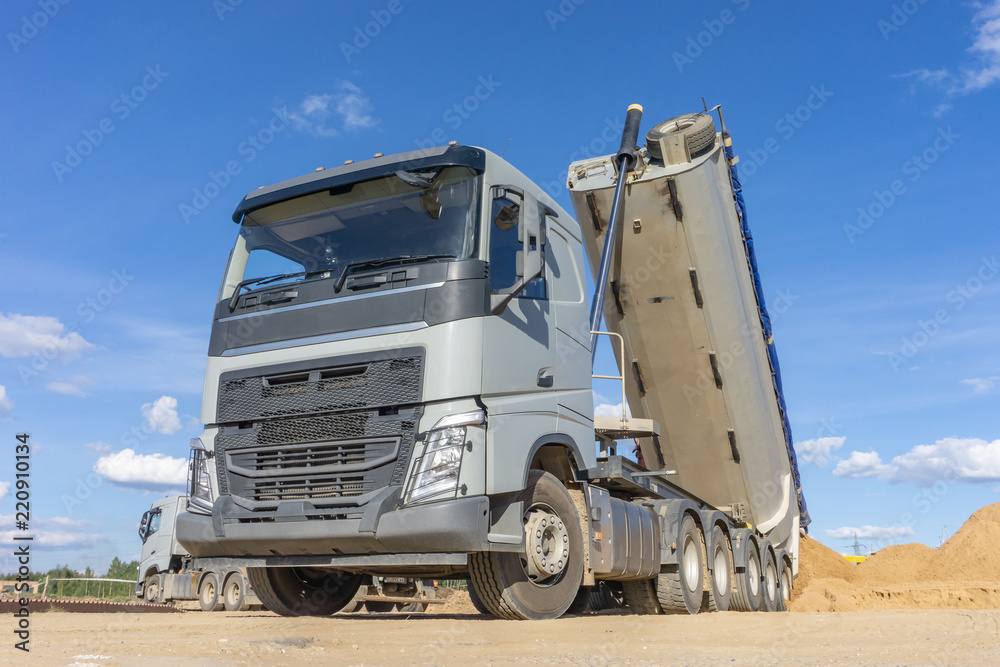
187,440 -> 214,513
406,426 -> 466,504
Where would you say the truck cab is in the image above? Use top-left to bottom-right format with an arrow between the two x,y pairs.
136,495 -> 186,600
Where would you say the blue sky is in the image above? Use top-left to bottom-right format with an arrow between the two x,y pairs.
1,0 -> 998,573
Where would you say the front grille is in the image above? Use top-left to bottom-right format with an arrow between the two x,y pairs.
217,355 -> 422,423
216,350 -> 424,517
250,472 -> 373,502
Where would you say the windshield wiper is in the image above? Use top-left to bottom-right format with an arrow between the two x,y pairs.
334,255 -> 456,292
227,269 -> 330,311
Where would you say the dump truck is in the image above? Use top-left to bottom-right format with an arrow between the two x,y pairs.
174,104 -> 807,620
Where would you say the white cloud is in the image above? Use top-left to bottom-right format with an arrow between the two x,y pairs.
795,436 -> 846,467
963,376 -> 1000,394
0,313 -> 95,359
47,380 -> 90,397
84,442 -> 112,455
0,481 -> 9,502
824,525 -> 916,541
281,81 -> 377,138
594,402 -> 629,419
904,1 -> 1000,96
0,529 -> 109,549
833,450 -> 893,479
833,438 -> 1000,486
0,513 -> 108,549
142,395 -> 181,435
94,448 -> 187,490
0,385 -> 12,416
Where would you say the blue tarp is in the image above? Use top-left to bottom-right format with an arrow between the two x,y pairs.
724,135 -> 811,530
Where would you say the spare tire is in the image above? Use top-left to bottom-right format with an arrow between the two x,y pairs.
646,113 -> 717,163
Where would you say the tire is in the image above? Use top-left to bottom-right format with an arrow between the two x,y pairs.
777,559 -> 792,612
340,585 -> 367,613
645,113 -> 717,163
761,546 -> 780,612
246,567 -> 363,617
199,571 -> 223,612
705,526 -> 733,612
468,471 -> 584,620
657,514 -> 704,615
143,575 -> 159,603
364,599 -> 395,613
399,585 -> 435,613
621,578 -> 662,615
732,540 -> 763,612
466,581 -> 491,615
223,573 -> 249,612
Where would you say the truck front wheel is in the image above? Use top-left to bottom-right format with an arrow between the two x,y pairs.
469,471 -> 583,620
143,575 -> 159,603
247,567 -> 363,617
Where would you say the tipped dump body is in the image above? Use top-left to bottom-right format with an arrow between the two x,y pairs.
567,116 -> 804,562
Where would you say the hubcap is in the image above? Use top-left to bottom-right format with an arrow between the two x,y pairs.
749,556 -> 760,597
714,546 -> 729,592
523,509 -> 569,582
682,535 -> 700,592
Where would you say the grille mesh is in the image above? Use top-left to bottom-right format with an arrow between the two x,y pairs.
217,356 -> 421,423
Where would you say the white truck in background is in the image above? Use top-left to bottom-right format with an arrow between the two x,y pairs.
170,103 -> 809,620
137,495 -> 262,611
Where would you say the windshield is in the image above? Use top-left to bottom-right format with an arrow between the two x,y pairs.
221,166 -> 482,299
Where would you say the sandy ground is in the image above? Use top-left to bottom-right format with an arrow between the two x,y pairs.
6,607 -> 999,666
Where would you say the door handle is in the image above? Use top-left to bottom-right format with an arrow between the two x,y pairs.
537,367 -> 555,388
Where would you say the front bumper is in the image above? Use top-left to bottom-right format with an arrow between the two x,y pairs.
175,493 -> 490,558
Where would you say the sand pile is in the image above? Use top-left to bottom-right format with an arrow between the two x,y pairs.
789,502 -> 1000,612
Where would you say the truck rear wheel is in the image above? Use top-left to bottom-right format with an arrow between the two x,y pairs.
399,585 -> 435,613
761,546 -> 780,612
468,471 -> 583,620
246,567 -> 363,617
705,526 -> 733,612
732,540 -> 763,612
777,559 -> 792,611
223,573 -> 249,612
364,600 -> 395,613
657,514 -> 704,614
199,571 -> 223,612
621,578 -> 663,615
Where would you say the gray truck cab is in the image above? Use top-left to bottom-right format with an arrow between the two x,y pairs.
136,495 -> 186,599
176,144 -> 594,567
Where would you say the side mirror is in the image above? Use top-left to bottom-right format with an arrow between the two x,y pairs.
491,190 -> 545,314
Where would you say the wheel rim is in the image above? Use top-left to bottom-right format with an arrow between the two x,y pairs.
522,503 -> 570,584
148,582 -> 158,600
748,554 -> 760,597
682,534 -> 699,593
766,560 -> 777,600
714,545 -> 729,592
204,581 -> 215,601
781,568 -> 791,601
227,582 -> 239,606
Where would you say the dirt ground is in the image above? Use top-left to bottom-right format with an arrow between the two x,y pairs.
5,607 -> 998,666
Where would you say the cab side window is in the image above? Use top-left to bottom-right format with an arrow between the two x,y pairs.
489,195 -> 546,299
